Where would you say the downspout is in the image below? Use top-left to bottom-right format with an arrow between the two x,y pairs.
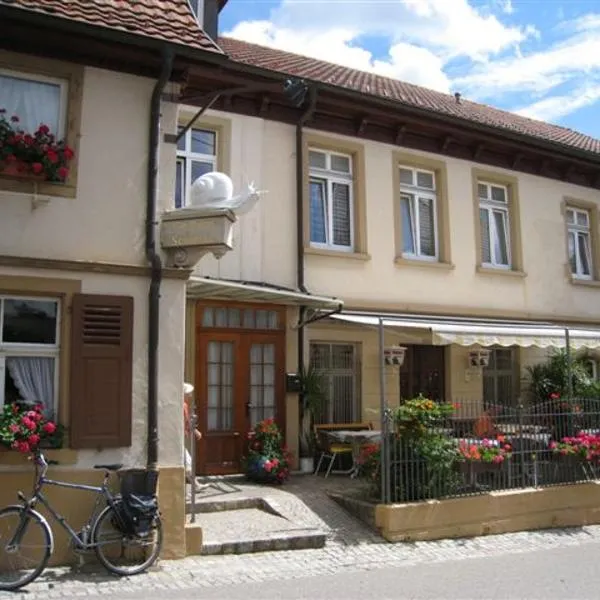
296,87 -> 317,433
146,48 -> 174,470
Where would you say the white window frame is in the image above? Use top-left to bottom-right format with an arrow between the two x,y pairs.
175,126 -> 218,208
0,68 -> 68,138
0,296 -> 60,416
478,181 -> 511,269
308,149 -> 355,252
399,166 -> 438,261
566,207 -> 593,280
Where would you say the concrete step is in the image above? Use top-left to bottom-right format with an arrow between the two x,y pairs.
191,507 -> 327,555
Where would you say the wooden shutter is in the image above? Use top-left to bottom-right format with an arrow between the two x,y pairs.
70,294 -> 134,449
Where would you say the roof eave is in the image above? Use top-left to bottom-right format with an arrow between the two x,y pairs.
0,4 -> 229,65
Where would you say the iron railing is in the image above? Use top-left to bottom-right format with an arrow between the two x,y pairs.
376,398 -> 600,504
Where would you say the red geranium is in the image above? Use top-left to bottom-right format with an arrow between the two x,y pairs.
0,403 -> 61,454
0,109 -> 74,182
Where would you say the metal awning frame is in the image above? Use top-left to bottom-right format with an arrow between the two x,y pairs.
186,277 -> 343,316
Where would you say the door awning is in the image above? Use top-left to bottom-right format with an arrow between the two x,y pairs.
187,277 -> 343,311
330,312 -> 600,349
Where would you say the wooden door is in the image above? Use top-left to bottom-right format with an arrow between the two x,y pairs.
196,332 -> 241,474
195,331 -> 285,474
400,345 -> 445,402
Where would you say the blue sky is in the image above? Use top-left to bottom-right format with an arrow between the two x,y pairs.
220,0 -> 600,140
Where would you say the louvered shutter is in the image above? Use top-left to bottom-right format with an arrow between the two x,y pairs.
418,197 -> 435,256
480,208 -> 492,263
70,294 -> 134,448
331,182 -> 351,247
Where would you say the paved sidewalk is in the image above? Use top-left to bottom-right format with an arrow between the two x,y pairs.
12,475 -> 600,599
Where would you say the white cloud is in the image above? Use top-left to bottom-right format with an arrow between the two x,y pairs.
516,84 -> 600,122
455,17 -> 600,99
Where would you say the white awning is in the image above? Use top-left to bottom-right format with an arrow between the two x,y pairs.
187,277 -> 343,311
330,313 -> 600,349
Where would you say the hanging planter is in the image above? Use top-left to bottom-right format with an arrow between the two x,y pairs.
0,108 -> 74,183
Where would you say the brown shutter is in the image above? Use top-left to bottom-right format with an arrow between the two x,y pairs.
70,294 -> 134,449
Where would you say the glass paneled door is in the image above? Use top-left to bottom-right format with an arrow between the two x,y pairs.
196,331 -> 284,475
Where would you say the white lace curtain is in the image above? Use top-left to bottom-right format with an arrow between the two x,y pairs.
6,357 -> 55,417
0,73 -> 61,135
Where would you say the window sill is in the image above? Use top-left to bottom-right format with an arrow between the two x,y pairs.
476,266 -> 526,278
395,257 -> 455,271
0,174 -> 76,199
569,277 -> 600,288
0,448 -> 78,466
305,247 -> 371,261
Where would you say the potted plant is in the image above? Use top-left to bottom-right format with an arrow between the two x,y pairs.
243,418 -> 291,484
298,365 -> 327,473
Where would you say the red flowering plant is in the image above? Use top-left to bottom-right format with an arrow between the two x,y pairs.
457,435 -> 513,465
550,432 -> 600,462
0,402 -> 62,454
357,442 -> 380,483
244,417 -> 292,484
0,108 -> 74,182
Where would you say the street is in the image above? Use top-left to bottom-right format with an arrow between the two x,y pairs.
20,525 -> 600,600
84,541 -> 595,600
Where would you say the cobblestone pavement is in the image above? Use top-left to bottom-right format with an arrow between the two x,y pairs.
12,475 -> 600,599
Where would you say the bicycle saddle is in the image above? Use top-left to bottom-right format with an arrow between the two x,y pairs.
93,464 -> 123,471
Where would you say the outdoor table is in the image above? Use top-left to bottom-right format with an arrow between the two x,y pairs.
325,430 -> 382,478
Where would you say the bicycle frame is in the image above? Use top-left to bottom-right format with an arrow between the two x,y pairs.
9,452 -> 121,551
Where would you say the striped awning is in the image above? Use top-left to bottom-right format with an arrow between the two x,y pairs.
329,313 -> 600,349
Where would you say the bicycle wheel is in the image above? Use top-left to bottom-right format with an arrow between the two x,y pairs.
92,504 -> 162,576
0,505 -> 52,591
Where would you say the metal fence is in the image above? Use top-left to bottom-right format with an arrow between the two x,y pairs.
377,398 -> 600,504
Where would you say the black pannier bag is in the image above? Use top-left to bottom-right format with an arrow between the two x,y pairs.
116,469 -> 159,538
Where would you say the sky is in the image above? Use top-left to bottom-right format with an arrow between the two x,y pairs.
219,0 -> 600,140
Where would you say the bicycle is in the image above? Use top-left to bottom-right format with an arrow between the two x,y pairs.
0,450 -> 163,591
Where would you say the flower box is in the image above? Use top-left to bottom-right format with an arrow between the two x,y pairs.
0,160 -> 46,181
0,109 -> 74,183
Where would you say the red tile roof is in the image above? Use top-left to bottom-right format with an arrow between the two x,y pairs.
1,0 -> 222,53
218,37 -> 600,158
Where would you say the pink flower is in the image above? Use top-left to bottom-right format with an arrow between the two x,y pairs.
21,417 -> 36,431
264,460 -> 273,473
43,422 -> 57,435
28,434 -> 40,447
8,424 -> 20,434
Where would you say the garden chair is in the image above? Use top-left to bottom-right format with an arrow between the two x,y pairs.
313,429 -> 354,478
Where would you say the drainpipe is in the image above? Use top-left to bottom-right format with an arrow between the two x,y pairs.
296,87 -> 317,424
146,48 -> 174,470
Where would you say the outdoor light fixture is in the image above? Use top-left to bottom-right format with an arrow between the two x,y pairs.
283,78 -> 309,108
384,346 -> 407,366
468,349 -> 491,368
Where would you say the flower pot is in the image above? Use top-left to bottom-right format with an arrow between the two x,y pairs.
0,161 -> 46,181
299,457 -> 314,474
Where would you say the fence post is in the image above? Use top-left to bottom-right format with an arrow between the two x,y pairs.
378,317 -> 389,504
517,401 -> 526,489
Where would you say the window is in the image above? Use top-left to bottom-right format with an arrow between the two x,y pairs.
483,347 -> 516,408
0,69 -> 68,137
478,181 -> 511,268
566,207 -> 593,279
310,342 -> 360,423
201,305 -> 281,330
0,296 -> 60,417
175,127 -> 217,208
399,166 -> 438,260
308,149 -> 354,251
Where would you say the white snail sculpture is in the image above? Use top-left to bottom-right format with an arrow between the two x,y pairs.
189,171 -> 262,216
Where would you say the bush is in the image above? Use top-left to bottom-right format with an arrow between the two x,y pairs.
0,402 -> 62,453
